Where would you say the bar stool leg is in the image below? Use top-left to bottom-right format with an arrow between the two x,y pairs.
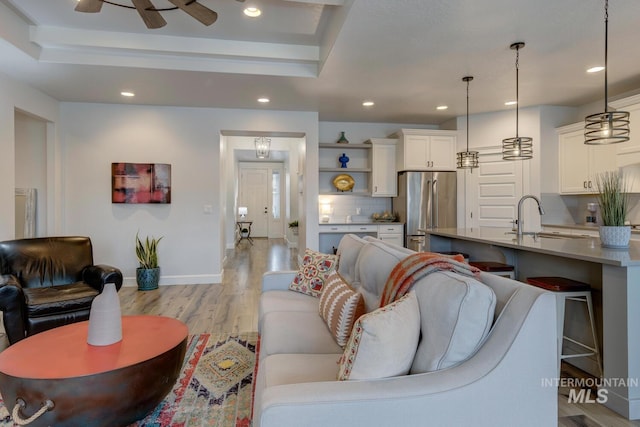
556,293 -> 566,378
585,293 -> 603,378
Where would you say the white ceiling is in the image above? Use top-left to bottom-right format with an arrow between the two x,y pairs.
1,0 -> 640,124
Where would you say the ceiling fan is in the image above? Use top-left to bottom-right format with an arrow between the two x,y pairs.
75,0 -> 241,29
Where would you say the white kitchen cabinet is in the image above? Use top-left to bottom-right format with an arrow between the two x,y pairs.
558,122 -> 617,194
392,129 -> 457,171
611,94 -> 640,159
318,223 -> 404,253
369,138 -> 398,197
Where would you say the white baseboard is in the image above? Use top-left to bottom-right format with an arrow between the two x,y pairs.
123,273 -> 222,287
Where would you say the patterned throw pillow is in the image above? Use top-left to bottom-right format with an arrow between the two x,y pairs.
319,271 -> 366,347
337,292 -> 420,381
289,248 -> 338,297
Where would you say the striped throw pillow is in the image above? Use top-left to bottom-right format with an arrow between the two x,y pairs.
319,271 -> 365,347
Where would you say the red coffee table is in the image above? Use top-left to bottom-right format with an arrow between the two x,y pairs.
0,315 -> 188,427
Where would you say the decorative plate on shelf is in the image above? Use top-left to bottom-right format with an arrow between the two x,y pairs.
333,174 -> 355,192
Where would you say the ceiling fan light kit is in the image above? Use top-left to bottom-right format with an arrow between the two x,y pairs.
584,0 -> 630,145
74,0 -> 219,29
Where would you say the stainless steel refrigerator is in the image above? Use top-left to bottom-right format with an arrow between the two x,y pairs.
393,171 -> 457,251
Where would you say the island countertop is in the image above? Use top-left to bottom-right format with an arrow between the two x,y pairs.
427,227 -> 640,267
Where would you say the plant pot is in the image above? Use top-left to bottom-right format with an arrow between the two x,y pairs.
599,225 -> 631,249
290,226 -> 298,236
136,267 -> 160,291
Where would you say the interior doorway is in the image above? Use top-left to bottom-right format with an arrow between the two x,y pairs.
238,162 -> 285,238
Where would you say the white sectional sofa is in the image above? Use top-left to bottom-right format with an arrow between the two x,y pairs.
254,234 -> 558,427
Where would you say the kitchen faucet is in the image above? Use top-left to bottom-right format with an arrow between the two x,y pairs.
515,195 -> 545,236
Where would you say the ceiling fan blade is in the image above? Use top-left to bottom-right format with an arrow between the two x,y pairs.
75,0 -> 104,13
132,0 -> 167,29
168,0 -> 218,26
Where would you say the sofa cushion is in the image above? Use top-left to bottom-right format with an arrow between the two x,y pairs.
338,292 -> 420,380
336,234 -> 368,285
259,353 -> 341,388
355,241 -> 414,312
318,271 -> 365,347
258,290 -> 319,333
260,311 -> 343,360
410,271 -> 496,374
289,249 -> 338,298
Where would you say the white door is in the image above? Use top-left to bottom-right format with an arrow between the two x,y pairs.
239,167 -> 269,237
465,147 -> 523,229
238,162 -> 285,238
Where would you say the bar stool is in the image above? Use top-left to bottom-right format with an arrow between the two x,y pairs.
437,251 -> 470,262
526,276 -> 602,378
468,261 -> 515,279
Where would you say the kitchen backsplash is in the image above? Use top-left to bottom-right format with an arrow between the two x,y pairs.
318,195 -> 391,223
542,192 -> 640,226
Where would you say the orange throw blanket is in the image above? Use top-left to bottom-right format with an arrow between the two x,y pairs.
379,252 -> 481,307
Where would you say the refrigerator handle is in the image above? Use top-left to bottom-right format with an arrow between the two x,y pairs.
432,179 -> 438,228
426,179 -> 432,229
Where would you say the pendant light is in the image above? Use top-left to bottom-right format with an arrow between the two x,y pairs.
584,0 -> 630,145
502,42 -> 533,160
255,136 -> 271,159
457,76 -> 479,169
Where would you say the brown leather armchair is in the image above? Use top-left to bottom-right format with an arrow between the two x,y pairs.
0,236 -> 123,344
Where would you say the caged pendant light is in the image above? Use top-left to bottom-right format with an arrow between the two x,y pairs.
584,0 -> 630,145
457,76 -> 479,169
502,42 -> 533,160
255,136 -> 271,159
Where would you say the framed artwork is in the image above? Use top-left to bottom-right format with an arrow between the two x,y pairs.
112,163 -> 171,204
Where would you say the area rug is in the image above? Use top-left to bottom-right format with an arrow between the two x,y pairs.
0,332 -> 259,427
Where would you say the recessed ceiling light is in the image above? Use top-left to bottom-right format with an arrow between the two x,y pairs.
121,91 -> 135,97
362,101 -> 375,107
504,101 -> 517,106
436,105 -> 448,110
257,97 -> 270,103
587,66 -> 605,73
244,7 -> 262,17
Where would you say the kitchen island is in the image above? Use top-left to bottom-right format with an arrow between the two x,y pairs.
426,228 -> 640,420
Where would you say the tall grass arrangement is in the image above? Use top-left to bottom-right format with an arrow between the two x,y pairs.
595,171 -> 629,226
135,232 -> 163,269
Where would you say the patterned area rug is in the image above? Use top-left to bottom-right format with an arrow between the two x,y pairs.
0,333 -> 259,427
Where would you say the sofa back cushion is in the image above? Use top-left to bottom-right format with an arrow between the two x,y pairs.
355,240 -> 414,312
410,271 -> 496,373
335,234 -> 368,286
0,237 -> 93,288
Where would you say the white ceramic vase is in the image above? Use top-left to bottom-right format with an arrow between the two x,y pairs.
599,225 -> 631,249
87,282 -> 123,346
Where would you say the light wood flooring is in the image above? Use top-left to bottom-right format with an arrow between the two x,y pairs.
1,237 -> 639,426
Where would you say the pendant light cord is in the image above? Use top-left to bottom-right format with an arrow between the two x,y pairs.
466,79 -> 470,151
604,0 -> 609,113
515,46 -> 520,139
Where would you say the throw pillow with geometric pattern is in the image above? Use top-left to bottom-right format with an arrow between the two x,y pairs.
319,271 -> 366,347
289,248 -> 338,297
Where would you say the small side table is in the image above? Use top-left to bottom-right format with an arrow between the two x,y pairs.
237,221 -> 254,245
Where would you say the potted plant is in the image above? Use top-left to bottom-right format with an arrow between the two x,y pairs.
594,170 -> 631,248
288,220 -> 299,235
135,232 -> 163,291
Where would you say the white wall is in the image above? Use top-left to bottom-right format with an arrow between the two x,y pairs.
14,111 -> 47,236
0,71 -> 59,241
59,102 -> 317,286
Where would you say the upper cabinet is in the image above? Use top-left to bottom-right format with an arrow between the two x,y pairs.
368,138 -> 397,197
558,122 -> 617,194
611,95 -> 640,166
391,129 -> 457,171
